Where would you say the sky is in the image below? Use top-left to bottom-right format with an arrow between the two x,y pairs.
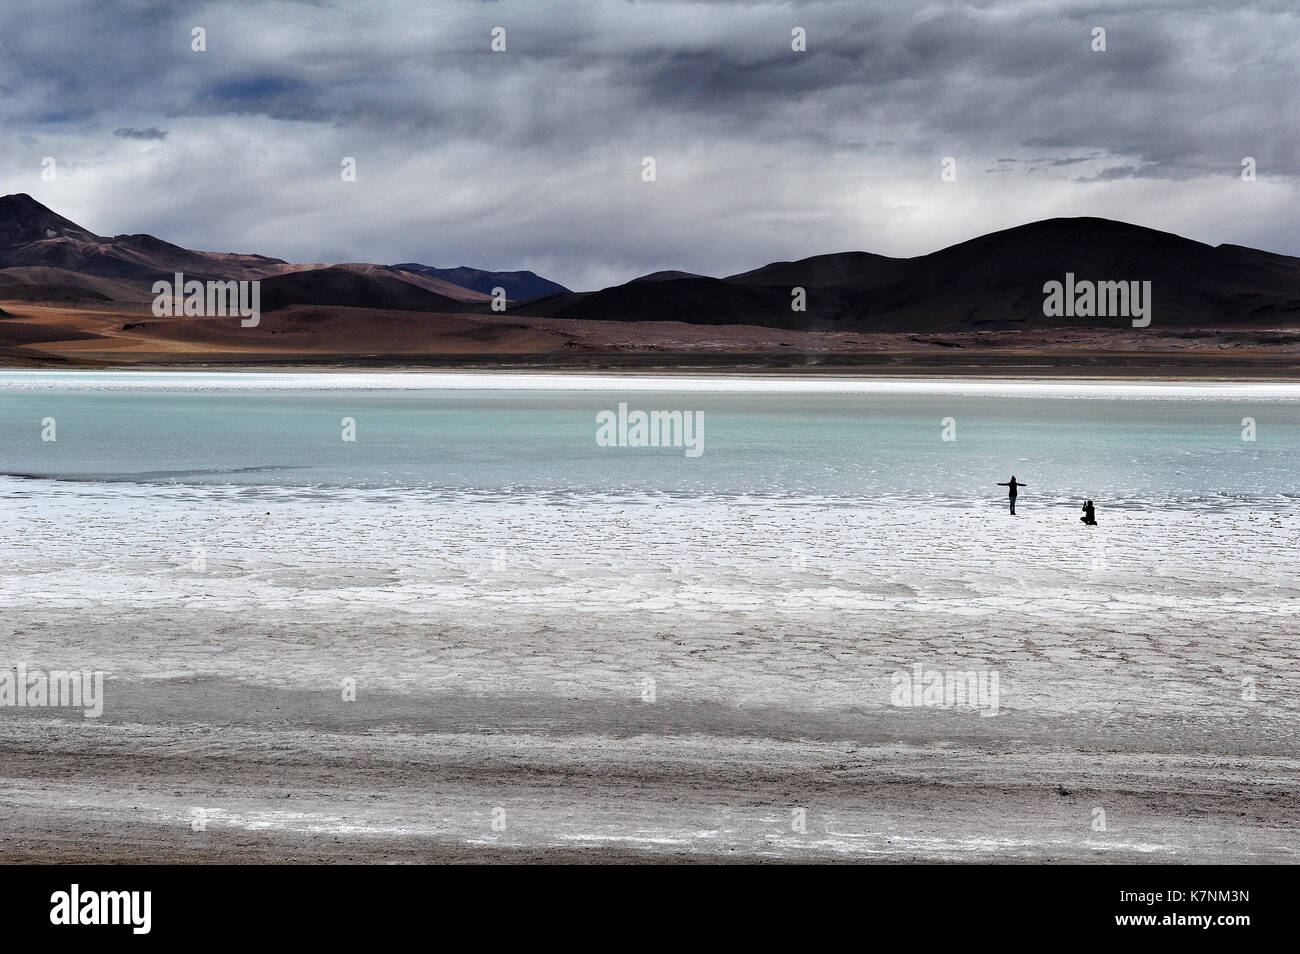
2,0 -> 1296,291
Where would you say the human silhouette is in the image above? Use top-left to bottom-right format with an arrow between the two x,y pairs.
997,475 -> 1026,515
1080,499 -> 1097,525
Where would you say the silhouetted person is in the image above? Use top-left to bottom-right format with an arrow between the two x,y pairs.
1081,499 -> 1097,525
997,475 -> 1026,515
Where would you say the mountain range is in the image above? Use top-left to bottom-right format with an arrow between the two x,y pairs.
2,193 -> 1298,370
512,219 -> 1300,332
0,193 -> 567,305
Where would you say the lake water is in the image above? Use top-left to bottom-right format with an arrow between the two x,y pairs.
2,372 -> 1298,510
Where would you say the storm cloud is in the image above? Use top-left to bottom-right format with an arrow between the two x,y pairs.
2,0 -> 1295,290
113,127 -> 168,141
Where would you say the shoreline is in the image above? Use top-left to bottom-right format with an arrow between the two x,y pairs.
5,297 -> 1299,380
5,367 -> 1300,398
3,361 -> 1300,384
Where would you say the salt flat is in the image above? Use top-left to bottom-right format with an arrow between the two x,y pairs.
1,488 -> 1297,862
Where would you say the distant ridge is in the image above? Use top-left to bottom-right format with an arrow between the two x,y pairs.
392,263 -> 569,300
514,217 -> 1300,331
265,263 -> 490,302
259,267 -> 469,313
0,194 -> 567,304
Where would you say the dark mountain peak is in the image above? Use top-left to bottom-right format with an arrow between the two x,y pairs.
393,263 -> 570,300
940,216 -> 1211,257
629,270 -> 706,283
0,193 -> 49,215
110,232 -> 195,254
0,193 -> 40,210
0,193 -> 100,247
895,215 -> 1226,299
727,251 -> 898,287
260,266 -> 466,314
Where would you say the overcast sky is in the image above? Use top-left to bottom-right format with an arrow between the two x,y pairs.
2,0 -> 1296,290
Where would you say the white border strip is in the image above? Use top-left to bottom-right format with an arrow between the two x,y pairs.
2,370 -> 1300,400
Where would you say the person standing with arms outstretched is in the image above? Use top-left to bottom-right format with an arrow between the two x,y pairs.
997,475 -> 1026,515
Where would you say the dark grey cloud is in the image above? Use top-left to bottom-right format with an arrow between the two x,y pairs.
1073,165 -> 1145,182
113,127 -> 168,141
1,0 -> 1296,289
